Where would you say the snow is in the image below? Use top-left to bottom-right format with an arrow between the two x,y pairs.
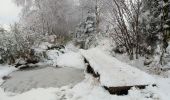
41,42 -> 85,69
1,48 -> 170,100
65,75 -> 170,100
151,76 -> 170,100
65,42 -> 79,52
163,25 -> 169,29
46,50 -> 62,66
166,42 -> 170,54
38,42 -> 53,50
80,48 -> 155,87
57,51 -> 85,69
115,54 -> 152,73
46,49 -> 85,69
1,76 -> 170,100
0,88 -> 59,100
1,73 -> 170,100
95,37 -> 116,55
0,65 -> 17,85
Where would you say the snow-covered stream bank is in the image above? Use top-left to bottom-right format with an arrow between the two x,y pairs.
1,48 -> 170,100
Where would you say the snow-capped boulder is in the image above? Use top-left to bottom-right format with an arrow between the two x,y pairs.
56,51 -> 85,69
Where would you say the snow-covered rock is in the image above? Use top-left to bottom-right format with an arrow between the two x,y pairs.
65,42 -> 79,52
38,42 -> 53,50
57,52 -> 85,69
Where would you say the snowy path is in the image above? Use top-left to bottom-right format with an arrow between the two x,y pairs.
1,67 -> 84,93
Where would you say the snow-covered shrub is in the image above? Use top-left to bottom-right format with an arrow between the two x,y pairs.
140,0 -> 169,69
74,13 -> 96,49
114,45 -> 126,54
0,24 -> 45,64
0,48 -> 6,64
65,42 -> 79,52
0,27 -> 17,64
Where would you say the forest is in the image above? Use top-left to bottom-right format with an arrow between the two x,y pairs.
0,0 -> 170,100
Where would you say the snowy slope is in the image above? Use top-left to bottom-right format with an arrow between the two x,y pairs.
80,48 -> 155,87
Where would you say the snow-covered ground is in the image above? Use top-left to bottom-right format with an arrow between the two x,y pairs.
1,73 -> 170,100
0,65 -> 17,85
0,47 -> 170,100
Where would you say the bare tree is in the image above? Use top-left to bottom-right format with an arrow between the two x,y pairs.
106,0 -> 142,59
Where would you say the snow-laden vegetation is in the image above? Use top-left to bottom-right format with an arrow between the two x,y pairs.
0,0 -> 170,100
